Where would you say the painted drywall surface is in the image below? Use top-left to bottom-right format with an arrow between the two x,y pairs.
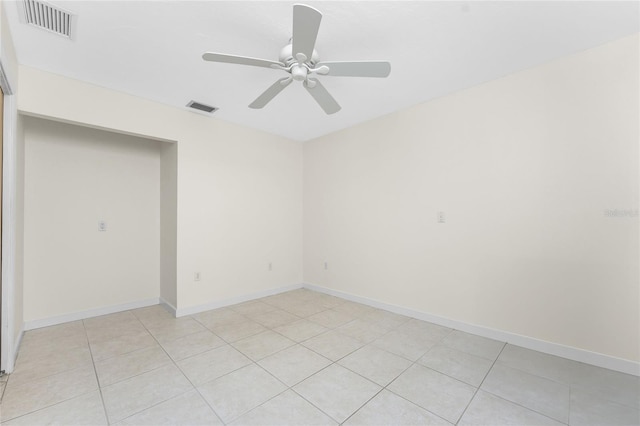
18,66 -> 304,312
23,117 -> 162,321
175,113 -> 303,308
304,34 -> 639,362
160,143 -> 177,308
1,0 -> 22,371
13,113 -> 23,348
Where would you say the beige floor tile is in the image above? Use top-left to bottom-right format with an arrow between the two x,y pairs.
294,364 -> 381,423
496,344 -> 574,382
101,364 -> 193,423
147,317 -> 206,343
338,345 -> 412,386
570,366 -> 640,409
388,364 -> 476,424
481,363 -> 570,423
120,389 -> 222,425
336,319 -> 388,343
360,309 -> 411,330
89,330 -> 157,361
496,343 -> 632,407
83,311 -> 141,330
198,364 -> 287,423
345,389 -> 450,425
4,291 -> 635,426
177,344 -> 251,386
232,330 -> 296,361
273,319 -> 328,342
281,301 -> 328,318
419,345 -> 493,387
0,364 -> 98,422
85,321 -> 148,344
495,346 -> 640,410
308,309 -> 356,329
395,319 -> 452,341
22,321 -> 85,342
160,330 -> 225,361
302,330 -> 363,361
310,293 -> 347,309
18,331 -> 89,360
231,390 -> 336,426
95,344 -> 171,386
332,301 -> 375,317
131,305 -> 175,328
3,390 -> 107,426
229,300 -> 278,316
247,309 -> 301,328
192,308 -> 247,329
210,319 -> 267,342
569,386 -> 640,426
261,294 -> 300,310
440,330 -> 505,361
286,288 -> 318,300
258,344 -> 332,386
459,390 -> 563,425
9,345 -> 93,387
371,329 -> 440,361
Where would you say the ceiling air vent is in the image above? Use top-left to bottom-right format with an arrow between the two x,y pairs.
20,0 -> 76,40
186,101 -> 218,114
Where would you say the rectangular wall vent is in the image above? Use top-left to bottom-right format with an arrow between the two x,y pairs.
21,0 -> 75,39
186,101 -> 218,114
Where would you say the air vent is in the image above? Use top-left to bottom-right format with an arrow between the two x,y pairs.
20,0 -> 76,39
186,101 -> 218,114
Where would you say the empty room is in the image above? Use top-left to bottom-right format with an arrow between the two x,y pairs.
0,1 -> 638,425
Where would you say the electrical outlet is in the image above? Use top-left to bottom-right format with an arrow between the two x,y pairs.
194,272 -> 201,281
437,211 -> 446,223
98,220 -> 107,232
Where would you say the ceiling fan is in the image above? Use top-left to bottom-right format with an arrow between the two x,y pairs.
202,4 -> 391,114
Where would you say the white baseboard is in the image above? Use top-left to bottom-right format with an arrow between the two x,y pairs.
304,282 -> 640,377
159,298 -> 177,316
23,298 -> 161,331
175,283 -> 304,317
11,328 -> 24,372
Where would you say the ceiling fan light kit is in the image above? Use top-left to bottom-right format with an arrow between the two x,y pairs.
202,4 -> 391,115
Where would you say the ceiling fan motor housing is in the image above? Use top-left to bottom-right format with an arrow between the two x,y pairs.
279,43 -> 319,67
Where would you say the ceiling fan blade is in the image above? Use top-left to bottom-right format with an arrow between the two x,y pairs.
249,77 -> 293,109
292,4 -> 322,61
304,78 -> 341,115
316,61 -> 391,78
202,52 -> 283,69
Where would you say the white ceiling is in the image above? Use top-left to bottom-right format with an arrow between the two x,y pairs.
6,1 -> 639,141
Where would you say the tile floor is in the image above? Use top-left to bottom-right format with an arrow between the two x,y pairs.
0,289 -> 638,425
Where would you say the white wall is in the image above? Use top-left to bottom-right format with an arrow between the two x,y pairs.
12,112 -> 23,344
23,117 -> 163,322
18,66 -> 303,315
304,34 -> 639,363
1,0 -> 22,372
160,143 -> 177,308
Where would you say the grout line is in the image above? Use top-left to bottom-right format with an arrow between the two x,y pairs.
0,338 -> 100,423
478,389 -> 570,426
81,319 -> 111,424
455,342 -> 507,425
134,310 -> 226,425
339,386 -> 386,425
